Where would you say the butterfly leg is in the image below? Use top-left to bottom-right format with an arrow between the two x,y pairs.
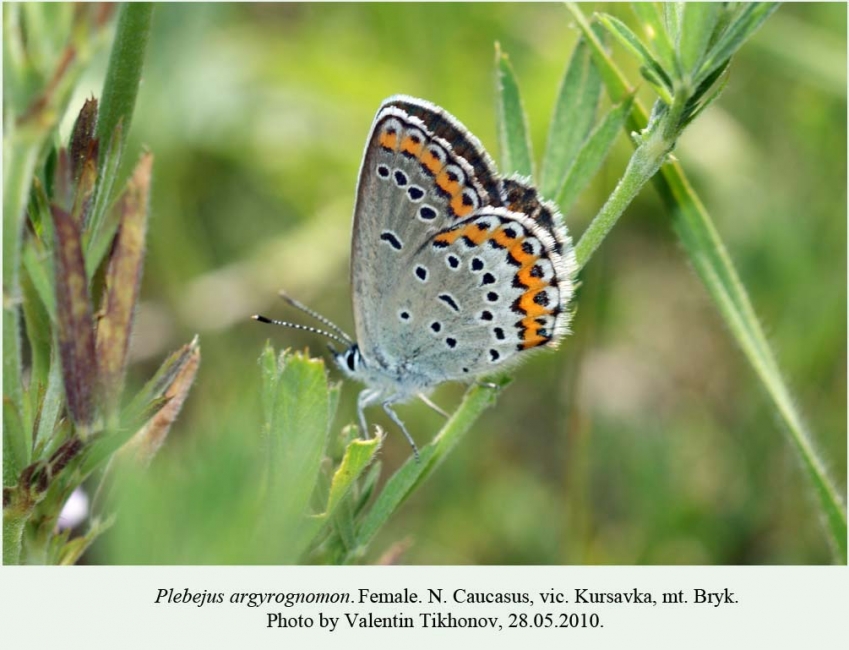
417,393 -> 450,419
356,388 -> 382,439
382,401 -> 420,462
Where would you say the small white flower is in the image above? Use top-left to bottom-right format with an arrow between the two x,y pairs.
57,487 -> 89,530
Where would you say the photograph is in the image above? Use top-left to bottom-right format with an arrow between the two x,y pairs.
2,2 -> 846,569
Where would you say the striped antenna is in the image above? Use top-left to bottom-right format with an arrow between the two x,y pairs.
252,315 -> 351,348
277,291 -> 353,344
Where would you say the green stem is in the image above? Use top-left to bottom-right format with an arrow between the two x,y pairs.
568,2 -> 846,561
95,3 -> 153,163
658,164 -> 848,561
352,379 -> 507,558
574,127 -> 669,269
3,510 -> 27,564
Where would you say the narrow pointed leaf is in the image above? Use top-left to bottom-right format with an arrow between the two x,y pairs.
639,64 -> 675,105
556,95 -> 633,215
95,2 -> 153,172
541,36 -> 602,197
597,13 -> 672,95
96,152 -> 152,411
82,336 -> 200,476
495,43 -> 534,177
662,2 -> 684,42
85,120 -> 123,271
3,400 -> 27,486
630,2 -> 676,72
118,339 -> 200,465
34,352 -> 64,452
52,205 -> 98,430
678,2 -> 721,78
697,3 -> 779,87
69,97 -> 97,182
323,436 -> 382,516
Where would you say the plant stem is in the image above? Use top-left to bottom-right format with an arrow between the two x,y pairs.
658,163 -> 848,561
574,125 -> 669,269
353,379 -> 507,557
3,510 -> 27,564
568,2 -> 846,561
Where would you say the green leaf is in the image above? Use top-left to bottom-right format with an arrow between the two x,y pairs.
22,243 -> 56,322
324,437 -> 382,516
630,2 -> 676,73
662,2 -> 684,43
34,351 -> 64,453
696,3 -> 779,88
495,43 -> 534,178
556,95 -> 633,216
682,61 -> 731,128
266,350 -> 331,523
540,36 -> 603,198
20,268 -> 52,389
84,119 -> 123,275
678,2 -> 721,78
95,3 -> 153,173
638,64 -> 675,106
567,4 -> 633,105
259,341 -> 279,438
597,13 -> 673,97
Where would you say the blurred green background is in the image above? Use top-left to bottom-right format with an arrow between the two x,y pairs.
56,2 -> 845,564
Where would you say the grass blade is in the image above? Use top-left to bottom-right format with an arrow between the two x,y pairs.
495,43 -> 534,177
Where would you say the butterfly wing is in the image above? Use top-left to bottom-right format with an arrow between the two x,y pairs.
350,97 -> 501,366
350,96 -> 577,384
395,207 -> 577,381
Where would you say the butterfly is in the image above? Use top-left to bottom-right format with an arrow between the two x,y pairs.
255,96 -> 578,458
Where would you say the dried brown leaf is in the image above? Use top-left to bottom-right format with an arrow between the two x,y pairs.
120,338 -> 200,465
96,152 -> 152,411
52,205 -> 98,429
70,97 -> 98,182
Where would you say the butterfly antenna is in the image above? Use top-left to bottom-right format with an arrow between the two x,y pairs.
278,291 -> 353,344
252,314 -> 351,348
